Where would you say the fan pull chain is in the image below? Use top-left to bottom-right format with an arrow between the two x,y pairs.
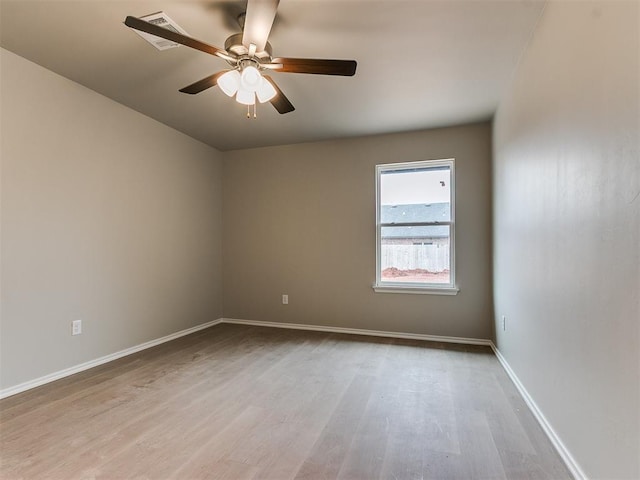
246,104 -> 258,119
247,105 -> 250,119
253,102 -> 257,119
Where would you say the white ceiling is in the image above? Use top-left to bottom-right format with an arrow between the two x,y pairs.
0,0 -> 545,151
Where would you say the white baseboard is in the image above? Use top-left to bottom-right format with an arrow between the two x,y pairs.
490,343 -> 587,480
0,318 -> 223,400
0,317 -> 490,400
221,318 -> 493,346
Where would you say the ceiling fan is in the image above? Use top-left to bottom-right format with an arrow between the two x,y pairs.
124,0 -> 357,116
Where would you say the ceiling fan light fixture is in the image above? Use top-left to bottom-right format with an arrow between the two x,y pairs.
240,65 -> 262,92
217,70 -> 241,97
256,76 -> 277,103
236,87 -> 256,105
125,0 -> 357,116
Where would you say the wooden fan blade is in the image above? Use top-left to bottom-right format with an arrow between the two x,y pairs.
124,16 -> 234,61
268,57 -> 357,76
242,0 -> 279,52
263,75 -> 294,114
179,71 -> 229,95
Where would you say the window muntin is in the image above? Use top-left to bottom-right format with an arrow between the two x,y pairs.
375,159 -> 456,292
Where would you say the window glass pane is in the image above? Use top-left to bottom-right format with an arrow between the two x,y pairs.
380,167 -> 451,223
380,203 -> 450,224
380,225 -> 450,284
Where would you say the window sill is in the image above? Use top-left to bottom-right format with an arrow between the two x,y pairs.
372,284 -> 459,295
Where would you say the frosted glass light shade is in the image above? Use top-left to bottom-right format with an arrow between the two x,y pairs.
236,88 -> 255,105
256,77 -> 277,103
240,66 -> 262,92
218,70 -> 241,97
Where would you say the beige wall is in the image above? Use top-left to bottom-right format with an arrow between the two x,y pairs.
492,1 -> 639,478
0,49 -> 224,390
223,123 -> 493,339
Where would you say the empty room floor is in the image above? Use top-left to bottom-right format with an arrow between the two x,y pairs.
0,324 -> 571,479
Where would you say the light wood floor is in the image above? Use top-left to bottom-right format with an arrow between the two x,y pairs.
1,324 -> 571,479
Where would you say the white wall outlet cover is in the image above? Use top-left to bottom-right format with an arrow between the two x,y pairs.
282,295 -> 289,304
72,319 -> 82,335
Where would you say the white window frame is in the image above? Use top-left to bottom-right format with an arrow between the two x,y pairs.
373,159 -> 459,295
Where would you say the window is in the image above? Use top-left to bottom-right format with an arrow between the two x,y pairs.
374,159 -> 458,295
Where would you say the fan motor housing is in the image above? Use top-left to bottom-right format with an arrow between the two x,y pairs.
224,33 -> 272,61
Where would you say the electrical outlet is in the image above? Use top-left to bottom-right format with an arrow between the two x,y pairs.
72,319 -> 82,336
501,315 -> 506,331
282,294 -> 289,305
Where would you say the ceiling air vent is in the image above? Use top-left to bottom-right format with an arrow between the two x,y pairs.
131,12 -> 188,51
